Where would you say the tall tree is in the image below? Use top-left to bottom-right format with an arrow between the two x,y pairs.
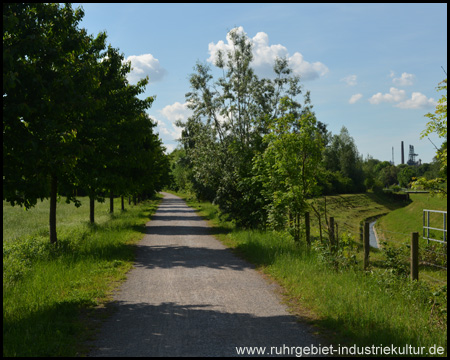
253,98 -> 324,241
178,27 -> 322,227
96,55 -> 154,214
76,45 -> 132,221
3,3 -> 107,243
412,78 -> 447,196
322,126 -> 365,193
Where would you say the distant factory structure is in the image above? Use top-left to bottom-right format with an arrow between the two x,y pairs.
398,141 -> 421,166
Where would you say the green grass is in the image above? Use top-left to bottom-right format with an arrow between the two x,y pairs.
3,197 -> 136,243
376,193 -> 447,245
170,190 -> 447,356
3,196 -> 161,357
307,192 -> 409,239
375,193 -> 447,285
231,229 -> 447,355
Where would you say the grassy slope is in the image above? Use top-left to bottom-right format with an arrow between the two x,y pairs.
376,193 -> 447,245
307,192 -> 408,241
3,196 -> 161,357
375,193 -> 447,284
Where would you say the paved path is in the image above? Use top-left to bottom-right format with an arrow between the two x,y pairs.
89,192 -> 323,357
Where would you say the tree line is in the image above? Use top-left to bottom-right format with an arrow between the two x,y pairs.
3,3 -> 170,244
168,28 -> 447,239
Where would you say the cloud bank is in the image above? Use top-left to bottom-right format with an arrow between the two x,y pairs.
369,87 -> 406,104
207,26 -> 328,80
369,87 -> 435,109
395,92 -> 436,109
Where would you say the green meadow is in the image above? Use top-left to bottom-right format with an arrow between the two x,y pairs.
3,196 -> 161,357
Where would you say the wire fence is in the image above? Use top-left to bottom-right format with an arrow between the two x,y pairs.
308,211 -> 447,284
306,212 -> 447,285
367,224 -> 447,284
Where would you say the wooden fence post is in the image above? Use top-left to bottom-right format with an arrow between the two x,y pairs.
305,212 -> 310,247
364,221 -> 370,270
411,232 -> 419,281
335,222 -> 339,250
329,216 -> 335,251
109,191 -> 114,214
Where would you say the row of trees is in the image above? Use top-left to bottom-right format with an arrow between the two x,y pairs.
3,3 -> 169,244
168,28 -> 446,237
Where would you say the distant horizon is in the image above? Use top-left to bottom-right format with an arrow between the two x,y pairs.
75,3 -> 447,163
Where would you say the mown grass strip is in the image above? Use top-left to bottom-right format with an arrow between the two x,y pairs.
3,195 -> 161,357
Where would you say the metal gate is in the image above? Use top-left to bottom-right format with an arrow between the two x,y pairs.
423,209 -> 447,244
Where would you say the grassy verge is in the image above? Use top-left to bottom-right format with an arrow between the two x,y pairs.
3,196 -> 161,357
169,190 -> 447,356
374,193 -> 447,285
376,193 -> 446,246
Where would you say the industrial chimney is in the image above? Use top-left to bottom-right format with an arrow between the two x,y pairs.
401,141 -> 405,164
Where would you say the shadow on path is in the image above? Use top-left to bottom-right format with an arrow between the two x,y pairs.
134,244 -> 253,271
89,301 -> 315,357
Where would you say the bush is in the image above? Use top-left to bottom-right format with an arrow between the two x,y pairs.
380,241 -> 409,277
312,231 -> 358,271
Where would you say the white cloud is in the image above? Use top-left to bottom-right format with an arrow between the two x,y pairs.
369,87 -> 406,104
395,92 -> 436,109
349,93 -> 363,104
369,86 -> 436,109
125,54 -> 167,84
154,102 -> 192,141
154,118 -> 171,136
164,144 -> 175,154
154,117 -> 183,142
160,101 -> 192,124
392,72 -> 415,86
288,52 -> 329,80
207,26 -> 328,80
341,75 -> 357,86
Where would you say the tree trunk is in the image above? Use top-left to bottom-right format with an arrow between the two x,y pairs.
90,195 -> 95,223
110,190 -> 114,213
305,212 -> 311,247
329,216 -> 335,251
311,203 -> 323,243
121,195 -> 124,211
49,174 -> 58,244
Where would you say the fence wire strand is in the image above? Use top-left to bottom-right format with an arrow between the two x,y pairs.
365,224 -> 447,284
419,273 -> 447,284
315,215 -> 447,285
420,261 -> 448,271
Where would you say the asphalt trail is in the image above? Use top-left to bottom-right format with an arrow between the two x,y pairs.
89,192 -> 323,357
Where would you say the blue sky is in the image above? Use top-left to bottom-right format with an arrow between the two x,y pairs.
75,3 -> 447,164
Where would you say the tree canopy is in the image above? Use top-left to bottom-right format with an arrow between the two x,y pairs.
177,28 -> 326,228
412,78 -> 447,196
3,3 -> 169,243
